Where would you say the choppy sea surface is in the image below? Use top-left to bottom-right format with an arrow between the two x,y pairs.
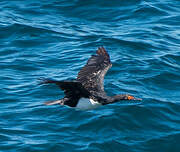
0,0 -> 180,151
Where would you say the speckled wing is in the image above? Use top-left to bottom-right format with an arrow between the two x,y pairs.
77,47 -> 112,93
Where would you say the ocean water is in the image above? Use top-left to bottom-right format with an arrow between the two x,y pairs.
0,0 -> 180,151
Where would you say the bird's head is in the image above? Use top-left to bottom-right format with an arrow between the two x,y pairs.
113,94 -> 142,102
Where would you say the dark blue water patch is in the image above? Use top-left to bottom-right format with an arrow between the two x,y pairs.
0,0 -> 180,152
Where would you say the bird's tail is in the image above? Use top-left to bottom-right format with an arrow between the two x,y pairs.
44,99 -> 63,106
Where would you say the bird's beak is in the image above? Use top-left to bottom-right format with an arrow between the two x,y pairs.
133,97 -> 142,101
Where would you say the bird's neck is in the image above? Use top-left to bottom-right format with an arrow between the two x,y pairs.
111,94 -> 128,102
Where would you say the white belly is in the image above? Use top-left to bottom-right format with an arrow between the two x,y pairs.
76,98 -> 101,110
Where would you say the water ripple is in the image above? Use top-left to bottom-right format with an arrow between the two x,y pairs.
0,0 -> 180,152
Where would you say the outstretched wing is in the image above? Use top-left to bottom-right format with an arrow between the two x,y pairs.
77,47 -> 112,93
39,78 -> 90,98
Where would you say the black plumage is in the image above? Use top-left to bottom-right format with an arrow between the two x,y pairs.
77,47 -> 112,94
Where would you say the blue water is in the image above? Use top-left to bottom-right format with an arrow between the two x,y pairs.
1,0 -> 180,151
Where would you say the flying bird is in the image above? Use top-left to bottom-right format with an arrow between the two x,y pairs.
40,47 -> 141,110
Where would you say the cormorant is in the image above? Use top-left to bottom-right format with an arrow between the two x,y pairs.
40,47 -> 141,110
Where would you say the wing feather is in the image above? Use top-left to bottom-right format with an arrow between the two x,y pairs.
39,78 -> 89,97
77,47 -> 112,93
